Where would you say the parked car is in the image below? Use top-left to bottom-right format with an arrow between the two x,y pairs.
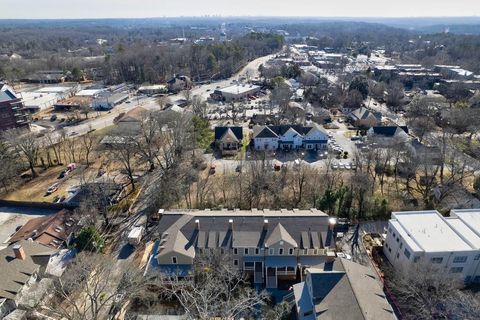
50,114 -> 57,122
46,183 -> 59,195
57,170 -> 68,179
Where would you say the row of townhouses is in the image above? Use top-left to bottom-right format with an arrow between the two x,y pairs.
145,209 -> 336,289
144,208 -> 398,320
252,124 -> 329,151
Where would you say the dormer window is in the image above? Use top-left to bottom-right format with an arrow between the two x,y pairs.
279,248 -> 284,255
289,248 -> 294,255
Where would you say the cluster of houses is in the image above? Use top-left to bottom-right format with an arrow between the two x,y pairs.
374,63 -> 480,90
0,209 -> 79,318
214,124 -> 329,156
144,207 -> 480,319
145,209 -> 397,319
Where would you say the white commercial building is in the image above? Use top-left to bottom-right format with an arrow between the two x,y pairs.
212,84 -> 261,102
384,210 -> 480,283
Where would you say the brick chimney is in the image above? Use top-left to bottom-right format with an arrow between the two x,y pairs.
12,244 -> 26,260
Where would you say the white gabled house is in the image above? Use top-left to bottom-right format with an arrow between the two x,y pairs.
253,124 -> 328,152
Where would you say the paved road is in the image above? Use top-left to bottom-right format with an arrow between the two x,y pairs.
61,53 -> 277,138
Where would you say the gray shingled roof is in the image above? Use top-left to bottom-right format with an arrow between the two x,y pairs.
154,210 -> 332,254
296,259 -> 396,320
265,223 -> 298,248
0,240 -> 57,300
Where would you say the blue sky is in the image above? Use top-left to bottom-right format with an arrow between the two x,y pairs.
1,0 -> 479,19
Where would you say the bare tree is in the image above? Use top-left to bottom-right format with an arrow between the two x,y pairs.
182,89 -> 193,105
47,252 -> 145,320
80,130 -> 96,166
0,137 -> 19,191
153,251 -> 269,320
4,128 -> 40,177
191,95 -> 208,119
156,95 -> 172,110
109,129 -> 138,191
386,261 -> 480,320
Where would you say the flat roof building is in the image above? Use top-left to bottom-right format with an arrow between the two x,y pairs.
212,84 -> 261,102
384,210 -> 480,283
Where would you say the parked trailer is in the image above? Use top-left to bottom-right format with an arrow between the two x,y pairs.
127,226 -> 144,246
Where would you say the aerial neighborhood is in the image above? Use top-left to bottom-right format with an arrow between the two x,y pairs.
1,7 -> 480,320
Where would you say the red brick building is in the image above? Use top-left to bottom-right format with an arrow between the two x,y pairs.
0,84 -> 30,132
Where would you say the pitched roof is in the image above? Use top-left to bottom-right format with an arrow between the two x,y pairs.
254,124 -> 328,139
0,84 -> 18,103
349,107 -> 382,122
294,259 -> 396,320
0,240 -> 57,300
214,126 -> 243,141
265,223 -> 298,247
370,126 -> 408,137
154,209 -> 331,251
254,126 -> 278,138
118,107 -> 147,123
156,228 -> 195,259
9,210 -> 78,249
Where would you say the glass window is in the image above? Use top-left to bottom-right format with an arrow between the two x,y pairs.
400,242 -> 403,249
289,248 -> 294,255
244,248 -> 249,255
474,254 -> 480,261
413,256 -> 420,263
244,262 -> 254,268
279,248 -> 284,255
269,248 -> 274,255
450,267 -> 463,273
233,248 -> 238,255
431,257 -> 443,264
172,256 -> 177,264
453,256 -> 468,263
404,248 -> 411,259
255,248 -> 260,255
233,259 -> 239,266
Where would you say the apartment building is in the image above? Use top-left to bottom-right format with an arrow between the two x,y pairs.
0,84 -> 30,132
145,209 -> 337,289
384,210 -> 480,282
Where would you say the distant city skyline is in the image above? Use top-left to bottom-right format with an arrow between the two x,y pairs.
1,0 -> 480,19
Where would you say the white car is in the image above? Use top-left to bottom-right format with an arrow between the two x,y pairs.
331,163 -> 338,170
338,162 -> 345,169
345,163 -> 351,170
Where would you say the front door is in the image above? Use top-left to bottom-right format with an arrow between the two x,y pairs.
254,262 -> 263,284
